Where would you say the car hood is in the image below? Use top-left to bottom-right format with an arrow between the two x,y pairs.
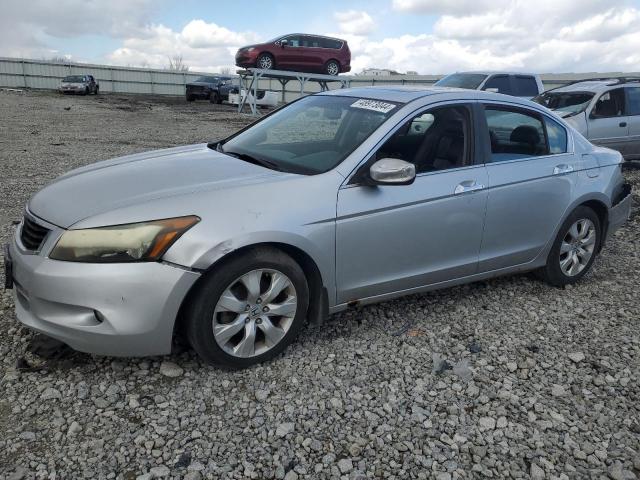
29,144 -> 287,229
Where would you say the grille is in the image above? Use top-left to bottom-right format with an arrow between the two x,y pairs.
20,215 -> 50,251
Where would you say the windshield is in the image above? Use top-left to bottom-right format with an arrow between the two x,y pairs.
63,75 -> 84,83
219,95 -> 400,175
195,76 -> 219,83
435,73 -> 488,89
533,91 -> 595,115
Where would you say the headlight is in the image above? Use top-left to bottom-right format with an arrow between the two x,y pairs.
245,47 -> 256,53
49,216 -> 200,263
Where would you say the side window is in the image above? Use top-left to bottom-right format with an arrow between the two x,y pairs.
284,35 -> 301,47
545,117 -> 568,154
306,36 -> 321,48
483,75 -> 511,94
514,76 -> 539,97
626,87 -> 640,116
592,88 -> 625,118
320,38 -> 341,49
374,105 -> 470,173
484,107 -> 548,162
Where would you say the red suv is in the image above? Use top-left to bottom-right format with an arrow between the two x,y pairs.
235,34 -> 351,76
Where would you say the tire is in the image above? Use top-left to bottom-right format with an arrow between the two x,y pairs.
186,94 -> 195,102
257,53 -> 274,70
209,91 -> 219,104
186,247 -> 309,368
538,206 -> 601,287
94,86 -> 99,95
84,87 -> 89,95
325,60 -> 340,76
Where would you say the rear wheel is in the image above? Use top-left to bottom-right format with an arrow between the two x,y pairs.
186,94 -> 195,102
209,91 -> 220,104
325,60 -> 340,76
84,87 -> 89,95
94,85 -> 99,95
186,247 -> 309,368
257,53 -> 274,70
538,206 -> 601,287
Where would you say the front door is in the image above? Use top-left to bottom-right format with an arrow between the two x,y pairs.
625,86 -> 640,160
336,103 -> 488,304
587,87 -> 630,155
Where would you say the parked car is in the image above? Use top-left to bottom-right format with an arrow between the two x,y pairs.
533,78 -> 640,161
435,71 -> 543,98
185,75 -> 234,103
5,87 -> 631,368
235,34 -> 351,75
59,75 -> 99,95
228,89 -> 279,108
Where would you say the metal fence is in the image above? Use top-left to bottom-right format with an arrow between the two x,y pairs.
1,56 -> 639,101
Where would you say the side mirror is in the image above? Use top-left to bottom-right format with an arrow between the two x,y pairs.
369,158 -> 416,186
485,87 -> 499,93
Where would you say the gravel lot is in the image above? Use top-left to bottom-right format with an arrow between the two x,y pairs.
0,90 -> 639,480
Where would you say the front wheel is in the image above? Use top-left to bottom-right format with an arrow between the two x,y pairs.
186,247 -> 309,368
257,53 -> 274,70
325,60 -> 340,76
538,206 -> 601,287
209,91 -> 220,104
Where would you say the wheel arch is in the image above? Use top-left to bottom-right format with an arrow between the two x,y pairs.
172,241 -> 329,347
579,198 -> 609,252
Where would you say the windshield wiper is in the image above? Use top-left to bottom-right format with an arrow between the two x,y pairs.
222,150 -> 283,171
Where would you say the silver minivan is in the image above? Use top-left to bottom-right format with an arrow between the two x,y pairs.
534,78 -> 640,161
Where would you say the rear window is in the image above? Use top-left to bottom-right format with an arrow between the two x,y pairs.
319,38 -> 343,49
435,73 -> 487,89
63,75 -> 84,83
483,75 -> 511,94
514,75 -> 539,97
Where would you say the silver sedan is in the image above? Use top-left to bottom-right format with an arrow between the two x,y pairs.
4,87 -> 632,368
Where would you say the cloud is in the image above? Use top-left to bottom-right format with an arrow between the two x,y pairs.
334,10 -> 376,35
107,21 -> 259,72
347,0 -> 640,74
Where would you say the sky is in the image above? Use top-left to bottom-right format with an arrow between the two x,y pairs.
1,0 -> 640,75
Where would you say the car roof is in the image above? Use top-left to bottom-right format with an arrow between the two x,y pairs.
318,85 -> 542,105
447,71 -> 540,77
282,33 -> 345,41
550,80 -> 632,93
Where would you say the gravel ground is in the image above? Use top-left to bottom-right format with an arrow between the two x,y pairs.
0,90 -> 639,480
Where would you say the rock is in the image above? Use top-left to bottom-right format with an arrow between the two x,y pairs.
67,421 -> 82,435
531,463 -> 545,480
276,422 -> 295,437
551,384 -> 567,397
255,389 -> 269,401
506,362 -> 518,372
337,459 -> 353,473
159,361 -> 183,378
183,473 -> 202,480
149,466 -> 170,478
40,387 -> 61,400
568,352 -> 585,363
479,417 -> 496,430
284,471 -> 298,480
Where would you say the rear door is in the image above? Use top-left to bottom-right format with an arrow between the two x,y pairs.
586,87 -> 630,155
477,103 -> 579,271
625,85 -> 640,160
482,75 -> 513,95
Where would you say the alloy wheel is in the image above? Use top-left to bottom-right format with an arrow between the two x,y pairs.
559,218 -> 596,276
327,62 -> 339,75
259,56 -> 273,69
212,269 -> 297,358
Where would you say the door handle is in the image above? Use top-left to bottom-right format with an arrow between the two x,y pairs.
619,122 -> 627,128
553,164 -> 574,175
454,181 -> 485,195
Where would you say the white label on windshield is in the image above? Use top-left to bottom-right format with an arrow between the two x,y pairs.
350,99 -> 396,113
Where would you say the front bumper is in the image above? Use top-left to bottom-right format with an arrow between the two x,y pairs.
6,226 -> 200,357
607,183 -> 632,240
